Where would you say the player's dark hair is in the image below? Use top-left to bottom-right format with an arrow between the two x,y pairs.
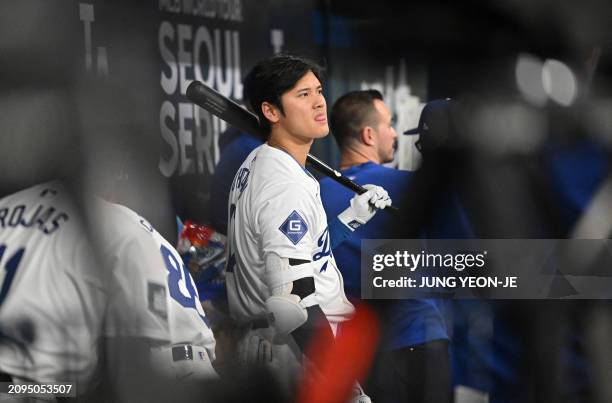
243,54 -> 325,136
330,89 -> 383,148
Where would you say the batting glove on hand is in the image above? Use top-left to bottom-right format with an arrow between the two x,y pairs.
338,184 -> 392,231
236,332 -> 272,366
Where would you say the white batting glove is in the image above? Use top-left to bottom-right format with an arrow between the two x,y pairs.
338,184 -> 392,231
236,332 -> 272,366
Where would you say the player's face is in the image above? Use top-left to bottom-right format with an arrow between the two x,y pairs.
373,99 -> 397,164
278,71 -> 328,141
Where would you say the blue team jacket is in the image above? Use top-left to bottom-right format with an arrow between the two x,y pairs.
320,162 -> 449,349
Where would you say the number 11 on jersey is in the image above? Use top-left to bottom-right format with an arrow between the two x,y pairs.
0,244 -> 25,307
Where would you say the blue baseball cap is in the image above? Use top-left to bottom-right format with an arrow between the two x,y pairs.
403,98 -> 453,135
403,99 -> 454,152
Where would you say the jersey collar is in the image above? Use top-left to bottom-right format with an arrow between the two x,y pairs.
342,161 -> 376,175
264,143 -> 315,179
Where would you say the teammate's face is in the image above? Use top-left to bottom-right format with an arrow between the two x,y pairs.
277,71 -> 328,141
372,99 -> 397,163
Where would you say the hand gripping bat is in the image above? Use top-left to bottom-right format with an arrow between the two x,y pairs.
186,80 -> 399,213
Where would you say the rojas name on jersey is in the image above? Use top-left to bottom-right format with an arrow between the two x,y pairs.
0,203 -> 68,235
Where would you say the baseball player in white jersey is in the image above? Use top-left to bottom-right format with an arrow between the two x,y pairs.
0,181 -> 106,393
0,180 -> 217,401
91,198 -> 218,389
227,143 -> 355,326
225,54 -> 391,401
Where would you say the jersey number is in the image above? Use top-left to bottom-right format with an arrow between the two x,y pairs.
0,244 -> 25,307
159,244 -> 207,323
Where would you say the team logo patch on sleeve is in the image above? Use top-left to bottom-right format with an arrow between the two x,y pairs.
148,282 -> 168,320
279,210 -> 308,245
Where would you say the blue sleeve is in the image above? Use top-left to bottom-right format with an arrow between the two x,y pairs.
176,215 -> 184,237
328,216 -> 352,250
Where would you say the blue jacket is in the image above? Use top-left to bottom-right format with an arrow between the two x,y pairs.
320,162 -> 449,349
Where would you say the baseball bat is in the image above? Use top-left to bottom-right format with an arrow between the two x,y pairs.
186,80 -> 399,213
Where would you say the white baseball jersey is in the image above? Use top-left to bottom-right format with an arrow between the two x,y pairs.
0,182 -> 106,385
225,143 -> 354,325
92,200 -> 216,363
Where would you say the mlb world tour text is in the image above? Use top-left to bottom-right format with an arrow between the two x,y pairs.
370,251 -> 518,289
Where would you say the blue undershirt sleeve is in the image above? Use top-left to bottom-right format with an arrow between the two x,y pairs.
328,216 -> 353,250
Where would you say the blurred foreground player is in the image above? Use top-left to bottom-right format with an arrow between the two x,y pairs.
0,1 -> 107,395
0,156 -> 218,403
0,2 -> 217,400
73,63 -> 218,403
224,54 -> 391,401
0,182 -> 106,396
91,198 -> 218,401
320,91 -> 452,403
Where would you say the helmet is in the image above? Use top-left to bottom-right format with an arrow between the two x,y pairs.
177,221 -> 227,299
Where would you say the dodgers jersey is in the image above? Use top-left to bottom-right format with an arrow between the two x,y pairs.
0,182 -> 106,385
93,200 -> 216,360
225,143 -> 354,325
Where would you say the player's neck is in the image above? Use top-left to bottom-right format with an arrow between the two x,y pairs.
267,132 -> 313,166
339,144 -> 379,169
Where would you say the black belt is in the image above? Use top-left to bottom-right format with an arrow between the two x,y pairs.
250,317 -> 269,330
171,345 -> 195,362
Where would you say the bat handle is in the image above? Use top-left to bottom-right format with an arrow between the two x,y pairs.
381,204 -> 400,214
305,154 -> 400,214
348,181 -> 400,213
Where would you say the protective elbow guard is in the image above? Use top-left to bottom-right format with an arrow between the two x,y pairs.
265,293 -> 318,335
263,253 -> 319,335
